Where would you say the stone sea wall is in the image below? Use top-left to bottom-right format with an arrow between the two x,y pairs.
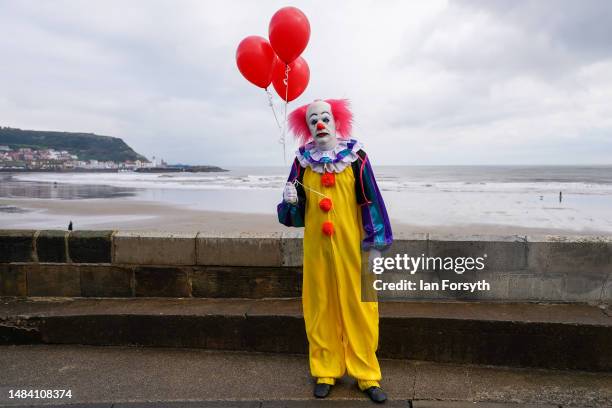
0,230 -> 610,304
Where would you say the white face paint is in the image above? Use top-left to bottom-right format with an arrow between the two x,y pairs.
306,100 -> 337,151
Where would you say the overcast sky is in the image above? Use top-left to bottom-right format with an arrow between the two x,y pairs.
1,0 -> 611,166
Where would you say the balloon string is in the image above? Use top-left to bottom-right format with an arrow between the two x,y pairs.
293,178 -> 326,198
265,88 -> 282,131
280,63 -> 291,165
284,63 -> 290,106
293,178 -> 337,216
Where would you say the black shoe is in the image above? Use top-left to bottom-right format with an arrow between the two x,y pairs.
314,383 -> 332,398
364,386 -> 387,403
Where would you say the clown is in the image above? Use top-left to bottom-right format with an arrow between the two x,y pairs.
277,99 -> 393,403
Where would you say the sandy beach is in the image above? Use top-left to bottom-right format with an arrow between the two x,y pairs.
2,197 -> 611,236
2,167 -> 612,236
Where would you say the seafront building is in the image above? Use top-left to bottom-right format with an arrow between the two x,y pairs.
0,146 -> 158,170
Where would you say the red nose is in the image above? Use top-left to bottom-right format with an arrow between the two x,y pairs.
316,122 -> 326,131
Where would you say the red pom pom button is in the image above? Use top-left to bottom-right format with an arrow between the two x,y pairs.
321,172 -> 335,187
319,197 -> 333,212
322,221 -> 334,236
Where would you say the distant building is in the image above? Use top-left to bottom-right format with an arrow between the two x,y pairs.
0,145 -> 153,170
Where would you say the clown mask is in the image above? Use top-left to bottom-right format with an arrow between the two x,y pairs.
306,100 -> 337,151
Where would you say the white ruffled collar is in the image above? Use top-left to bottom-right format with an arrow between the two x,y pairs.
296,138 -> 363,174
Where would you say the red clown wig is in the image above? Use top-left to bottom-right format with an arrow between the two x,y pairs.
288,98 -> 353,146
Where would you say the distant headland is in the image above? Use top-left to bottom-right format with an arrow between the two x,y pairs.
0,126 -> 227,172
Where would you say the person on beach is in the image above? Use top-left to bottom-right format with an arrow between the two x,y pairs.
277,99 -> 393,403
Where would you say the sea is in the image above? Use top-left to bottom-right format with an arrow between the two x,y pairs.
1,165 -> 612,233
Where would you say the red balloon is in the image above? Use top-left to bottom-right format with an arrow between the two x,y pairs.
269,7 -> 310,64
272,57 -> 310,102
236,36 -> 278,88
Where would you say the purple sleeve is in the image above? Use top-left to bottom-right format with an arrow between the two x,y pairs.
277,158 -> 306,228
359,155 -> 393,251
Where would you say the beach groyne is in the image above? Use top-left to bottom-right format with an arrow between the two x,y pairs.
0,230 -> 610,303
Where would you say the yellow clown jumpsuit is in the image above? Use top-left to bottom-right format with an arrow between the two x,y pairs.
301,165 -> 381,390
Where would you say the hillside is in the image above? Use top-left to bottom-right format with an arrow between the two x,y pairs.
0,127 -> 148,162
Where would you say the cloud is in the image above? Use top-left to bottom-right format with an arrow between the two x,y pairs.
0,0 -> 611,165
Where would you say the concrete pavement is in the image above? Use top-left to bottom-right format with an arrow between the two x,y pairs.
0,345 -> 610,407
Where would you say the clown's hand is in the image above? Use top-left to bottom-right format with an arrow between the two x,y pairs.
368,248 -> 382,273
283,182 -> 298,204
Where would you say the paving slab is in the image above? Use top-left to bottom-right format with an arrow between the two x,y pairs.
412,361 -> 470,400
468,364 -> 610,406
412,402 -> 555,408
0,345 -> 609,407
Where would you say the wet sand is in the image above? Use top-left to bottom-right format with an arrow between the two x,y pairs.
2,197 -> 610,236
